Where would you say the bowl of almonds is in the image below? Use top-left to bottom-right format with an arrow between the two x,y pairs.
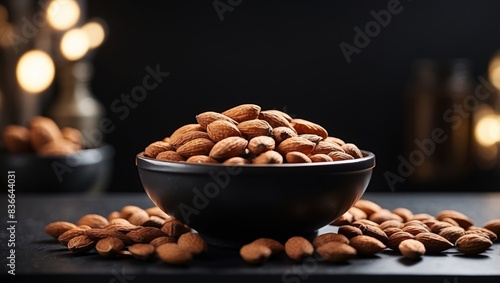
0,116 -> 114,193
136,104 -> 375,248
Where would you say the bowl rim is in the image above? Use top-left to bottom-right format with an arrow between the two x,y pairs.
136,150 -> 375,174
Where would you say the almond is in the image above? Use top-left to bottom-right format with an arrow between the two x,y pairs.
240,242 -> 272,265
330,211 -> 354,226
438,226 -> 465,244
387,231 -> 415,251
156,243 -> 193,265
399,239 -> 426,259
352,219 -> 380,228
170,131 -> 210,149
169,124 -> 204,145
28,116 -> 62,151
465,228 -> 497,242
207,119 -> 242,142
309,154 -> 333,163
58,227 -> 88,246
156,151 -> 185,162
324,136 -> 346,146
76,214 -> 109,228
392,207 -> 414,222
358,224 -> 388,244
441,217 -> 460,227
383,227 -> 403,237
119,205 -> 144,219
328,151 -> 355,161
409,213 -> 435,222
265,109 -> 293,122
348,206 -> 368,220
209,136 -> 248,161
272,126 -> 297,143
223,156 -> 251,165
44,221 -> 77,238
128,209 -> 150,226
247,136 -> 276,155
149,236 -> 177,248
341,143 -> 363,159
2,125 -> 32,153
186,155 -> 219,164
144,141 -> 174,157
67,235 -> 96,253
177,232 -> 208,256
312,233 -> 349,248
37,139 -> 77,156
195,111 -> 238,129
95,237 -> 125,257
221,103 -> 261,122
128,243 -> 156,260
176,138 -> 215,158
353,199 -> 382,215
297,134 -> 323,144
237,119 -> 273,138
107,211 -> 121,221
145,206 -> 172,220
251,238 -> 285,255
310,141 -> 344,155
402,225 -> 429,236
259,110 -> 293,129
276,136 -> 315,155
415,232 -> 453,253
369,209 -> 403,224
285,151 -> 312,163
126,226 -> 165,243
430,221 -> 454,234
455,234 -> 492,255
316,242 -> 357,263
348,235 -> 386,255
252,150 -> 283,164
85,228 -> 132,244
435,210 -> 474,229
338,225 -> 363,239
141,216 -> 166,228
379,220 -> 404,231
61,127 -> 83,149
483,219 -> 500,238
161,218 -> 191,238
284,236 -> 314,262
290,118 -> 328,139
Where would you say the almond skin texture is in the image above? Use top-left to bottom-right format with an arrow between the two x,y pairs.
399,239 -> 426,259
169,124 -> 204,145
309,154 -> 333,163
170,131 -> 210,149
156,151 -> 185,162
316,242 -> 357,263
247,136 -> 276,155
312,233 -> 349,248
161,219 -> 191,238
28,116 -> 63,151
330,212 -> 354,226
272,126 -> 297,143
195,111 -> 238,129
149,236 -> 178,248
337,225 -> 363,239
482,219 -> 500,240
251,238 -> 285,255
276,136 -> 315,156
128,243 -> 156,260
223,156 -> 251,165
435,210 -> 474,229
156,243 -> 193,265
284,236 -> 314,262
207,119 -> 242,142
177,232 -> 208,256
221,103 -> 261,122
455,234 -> 493,255
348,235 -> 386,255
438,226 -> 465,244
259,110 -> 293,129
126,227 -> 165,243
76,214 -> 109,228
328,151 -> 354,161
58,227 -> 89,246
348,206 -> 368,221
311,141 -> 344,155
341,143 -> 363,159
186,155 -> 219,164
430,221 -> 454,234
2,125 -> 33,153
358,224 -> 389,244
387,231 -> 415,251
67,235 -> 96,253
44,221 -> 77,238
290,118 -> 328,139
252,150 -> 283,164
176,138 -> 215,158
240,242 -> 272,265
237,119 -> 273,138
392,208 -> 414,222
415,232 -> 454,253
144,141 -> 174,157
353,199 -> 382,216
285,151 -> 312,163
95,237 -> 125,257
209,136 -> 248,161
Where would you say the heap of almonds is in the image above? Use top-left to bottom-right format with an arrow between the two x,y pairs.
2,116 -> 85,156
44,199 -> 500,265
143,103 -> 364,164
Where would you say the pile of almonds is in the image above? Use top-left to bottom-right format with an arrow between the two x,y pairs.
2,116 -> 85,156
44,199 -> 500,266
143,103 -> 364,164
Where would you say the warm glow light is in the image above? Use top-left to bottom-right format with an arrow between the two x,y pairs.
81,20 -> 106,49
16,50 -> 55,94
60,28 -> 89,60
488,52 -> 500,90
47,0 -> 80,30
475,115 -> 500,146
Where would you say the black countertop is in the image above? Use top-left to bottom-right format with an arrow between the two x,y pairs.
1,192 -> 500,283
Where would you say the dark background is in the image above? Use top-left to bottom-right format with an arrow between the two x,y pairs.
5,0 -> 500,193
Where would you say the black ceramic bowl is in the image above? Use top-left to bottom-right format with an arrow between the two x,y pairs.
136,150 -> 375,248
0,143 -> 115,193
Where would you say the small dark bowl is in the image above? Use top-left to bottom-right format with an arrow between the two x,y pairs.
136,150 -> 375,248
0,143 -> 115,193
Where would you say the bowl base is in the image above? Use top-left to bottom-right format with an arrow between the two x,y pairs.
198,230 -> 320,250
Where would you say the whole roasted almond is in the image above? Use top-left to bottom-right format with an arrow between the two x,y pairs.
358,224 -> 388,244
310,141 -> 344,155
85,228 -> 131,244
348,235 -> 386,255
312,233 -> 349,249
2,125 -> 32,153
309,154 -> 333,163
383,227 -> 403,238
316,242 -> 357,263
409,213 -> 435,222
61,127 -> 83,149
128,209 -> 150,226
369,209 -> 403,224
127,226 -> 165,243
144,141 -> 174,157
298,134 -> 323,144
441,217 -> 460,227
176,138 -> 215,159
330,211 -> 354,226
324,136 -> 346,146
128,243 -> 156,260
285,151 -> 312,163
392,207 -> 414,222
28,116 -> 63,151
177,232 -> 208,256
67,235 -> 96,253
403,220 -> 430,231
207,119 -> 242,142
399,239 -> 426,259
58,227 -> 88,246
170,131 -> 210,149
196,111 -> 238,129
223,156 -> 251,165
156,243 -> 193,265
435,210 -> 474,229
76,214 -> 109,228
387,231 -> 415,251
438,226 -> 465,244
483,219 -> 500,238
96,237 -> 125,257
341,143 -> 363,159
348,206 -> 368,221
161,218 -> 191,238
465,228 -> 497,242
209,136 -> 248,161
240,242 -> 272,265
353,199 -> 382,215
221,103 -> 261,122
44,221 -> 77,238
352,219 -> 380,228
402,225 -> 429,236
259,110 -> 293,129
328,151 -> 354,161
145,206 -> 172,219
119,205 -> 144,219
276,136 -> 315,156
338,225 -> 363,239
237,119 -> 273,138
272,126 -> 297,143
141,216 -> 166,228
284,236 -> 314,262
455,234 -> 492,255
107,211 -> 121,221
252,150 -> 283,164
415,232 -> 453,253
290,118 -> 328,139
186,155 -> 219,164
247,136 -> 276,155
251,238 -> 285,255
149,236 -> 177,248
169,124 -> 204,145
156,151 -> 185,162
265,109 -> 293,122
379,220 -> 404,231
